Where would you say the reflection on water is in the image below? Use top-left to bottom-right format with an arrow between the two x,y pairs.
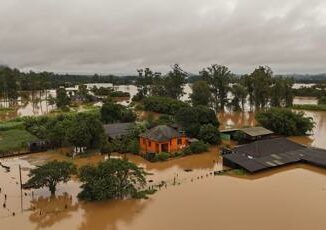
29,194 -> 79,229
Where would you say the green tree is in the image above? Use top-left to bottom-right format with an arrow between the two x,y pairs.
101,101 -> 136,124
176,105 -> 219,137
230,83 -> 247,111
163,64 -> 187,99
190,80 -> 211,106
256,108 -> 314,136
319,96 -> 326,105
136,68 -> 154,99
78,159 -> 147,201
201,65 -> 232,112
198,124 -> 221,144
250,66 -> 272,109
25,161 -> 76,195
55,88 -> 70,109
66,113 -> 105,151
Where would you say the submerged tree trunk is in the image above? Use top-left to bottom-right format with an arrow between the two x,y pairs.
49,185 -> 56,195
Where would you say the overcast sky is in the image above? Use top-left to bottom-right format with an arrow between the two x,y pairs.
0,0 -> 325,75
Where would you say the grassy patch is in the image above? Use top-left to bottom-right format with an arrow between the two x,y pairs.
0,107 -> 15,112
0,121 -> 25,131
0,129 -> 38,153
229,169 -> 247,175
292,104 -> 326,111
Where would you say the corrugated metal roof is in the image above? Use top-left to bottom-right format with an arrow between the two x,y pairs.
103,123 -> 134,139
240,126 -> 274,137
223,138 -> 326,173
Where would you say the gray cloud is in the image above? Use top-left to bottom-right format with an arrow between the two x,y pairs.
0,0 -> 325,74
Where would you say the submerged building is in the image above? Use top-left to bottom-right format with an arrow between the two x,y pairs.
223,137 -> 326,173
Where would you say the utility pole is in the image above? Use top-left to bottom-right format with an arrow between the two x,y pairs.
19,165 -> 23,212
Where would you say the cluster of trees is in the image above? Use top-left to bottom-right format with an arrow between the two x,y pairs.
100,100 -> 136,124
25,159 -> 151,201
255,108 -> 314,136
143,96 -> 189,115
0,66 -> 137,93
91,86 -> 130,98
176,105 -> 221,144
135,65 -> 294,112
23,112 -> 105,151
135,64 -> 187,100
195,65 -> 294,111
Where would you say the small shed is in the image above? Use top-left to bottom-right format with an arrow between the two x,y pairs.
220,126 -> 274,143
240,127 -> 274,141
27,140 -> 48,153
103,122 -> 135,139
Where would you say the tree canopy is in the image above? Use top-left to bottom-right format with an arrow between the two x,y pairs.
256,108 -> 314,136
25,160 -> 76,195
78,159 -> 148,201
176,105 -> 219,137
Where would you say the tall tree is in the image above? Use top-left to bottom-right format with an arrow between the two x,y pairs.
55,88 -> 71,109
136,68 -> 154,98
163,64 -> 187,99
250,66 -> 273,109
24,161 -> 76,195
230,83 -> 247,111
201,65 -> 232,112
190,80 -> 211,106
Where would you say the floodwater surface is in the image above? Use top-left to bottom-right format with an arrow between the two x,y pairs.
0,93 -> 326,229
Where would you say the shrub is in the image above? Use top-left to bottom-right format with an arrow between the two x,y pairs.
189,141 -> 209,154
318,96 -> 326,105
198,124 -> 221,144
153,152 -> 170,162
174,151 -> 185,157
127,139 -> 140,154
256,108 -> 314,136
181,147 -> 192,155
232,131 -> 247,144
144,152 -> 156,162
143,96 -> 189,115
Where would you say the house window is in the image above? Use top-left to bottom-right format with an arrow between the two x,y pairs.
148,141 -> 152,147
142,139 -> 146,145
177,138 -> 182,145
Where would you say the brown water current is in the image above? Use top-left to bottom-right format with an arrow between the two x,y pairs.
0,96 -> 326,229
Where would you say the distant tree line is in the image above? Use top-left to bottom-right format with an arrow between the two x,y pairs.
0,66 -> 137,103
135,64 -> 294,112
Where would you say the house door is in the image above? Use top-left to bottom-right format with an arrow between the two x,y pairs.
155,144 -> 159,152
161,143 -> 169,152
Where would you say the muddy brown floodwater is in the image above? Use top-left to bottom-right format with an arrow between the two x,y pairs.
0,109 -> 326,229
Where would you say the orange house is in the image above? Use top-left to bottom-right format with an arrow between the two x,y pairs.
139,125 -> 188,154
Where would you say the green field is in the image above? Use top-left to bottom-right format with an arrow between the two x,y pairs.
0,129 -> 38,153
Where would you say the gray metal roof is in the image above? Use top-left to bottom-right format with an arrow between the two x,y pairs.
240,126 -> 274,137
140,125 -> 183,142
223,138 -> 326,173
103,123 -> 134,139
